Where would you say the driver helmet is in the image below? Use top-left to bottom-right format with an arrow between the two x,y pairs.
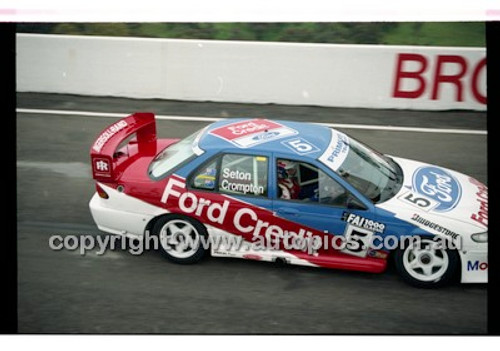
277,160 -> 297,179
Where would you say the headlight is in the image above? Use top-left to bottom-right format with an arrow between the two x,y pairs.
471,232 -> 488,243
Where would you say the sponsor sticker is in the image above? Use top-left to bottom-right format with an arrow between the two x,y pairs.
469,177 -> 488,228
92,120 -> 128,153
410,214 -> 460,240
342,212 -> 385,234
318,129 -> 350,171
411,166 -> 462,212
92,158 -> 112,177
160,176 -> 326,253
467,260 -> 488,271
209,119 -> 298,148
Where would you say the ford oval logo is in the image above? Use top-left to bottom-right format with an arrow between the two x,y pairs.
252,131 -> 280,141
412,166 -> 462,212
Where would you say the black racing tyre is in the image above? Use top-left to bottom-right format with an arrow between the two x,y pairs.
152,214 -> 208,264
394,236 -> 460,288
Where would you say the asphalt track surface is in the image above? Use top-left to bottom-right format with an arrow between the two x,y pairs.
17,93 -> 487,334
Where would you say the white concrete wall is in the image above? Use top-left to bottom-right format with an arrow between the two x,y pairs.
16,34 -> 486,111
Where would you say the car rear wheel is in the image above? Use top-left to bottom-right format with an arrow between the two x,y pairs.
153,215 -> 208,264
394,237 -> 459,288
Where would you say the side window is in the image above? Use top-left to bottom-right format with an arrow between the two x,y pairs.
277,158 -> 352,207
219,154 -> 268,197
192,159 -> 218,191
317,169 -> 348,206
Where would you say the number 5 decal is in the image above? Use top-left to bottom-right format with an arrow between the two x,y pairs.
397,191 -> 439,211
281,137 -> 320,155
341,225 -> 373,257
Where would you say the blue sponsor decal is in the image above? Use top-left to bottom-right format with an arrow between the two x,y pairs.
467,260 -> 488,271
412,166 -> 462,212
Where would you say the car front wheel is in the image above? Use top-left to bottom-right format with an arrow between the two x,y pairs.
394,237 -> 459,288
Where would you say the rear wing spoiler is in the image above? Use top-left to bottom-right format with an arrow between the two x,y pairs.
90,113 -> 156,182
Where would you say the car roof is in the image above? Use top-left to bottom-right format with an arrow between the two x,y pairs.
198,118 -> 334,159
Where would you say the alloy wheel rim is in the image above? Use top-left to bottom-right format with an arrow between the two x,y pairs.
159,220 -> 200,258
402,238 -> 449,282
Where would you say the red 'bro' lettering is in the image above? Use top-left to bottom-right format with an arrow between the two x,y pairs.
392,53 -> 486,105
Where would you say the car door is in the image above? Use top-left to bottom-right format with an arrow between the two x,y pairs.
188,151 -> 276,259
271,154 -> 377,257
